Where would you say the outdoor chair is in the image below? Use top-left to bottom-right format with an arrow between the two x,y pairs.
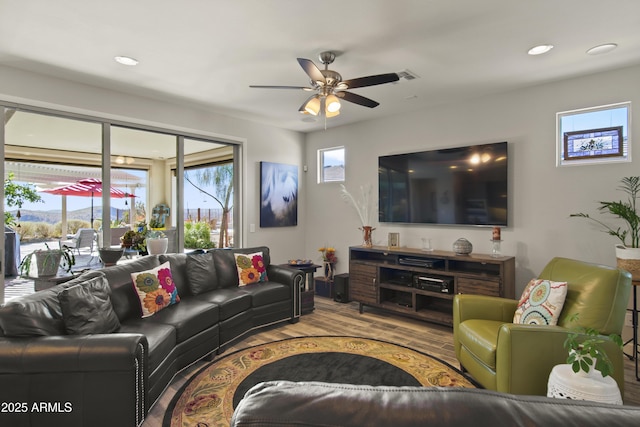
60,228 -> 96,255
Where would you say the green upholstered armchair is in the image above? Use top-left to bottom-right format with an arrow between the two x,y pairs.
453,257 -> 631,397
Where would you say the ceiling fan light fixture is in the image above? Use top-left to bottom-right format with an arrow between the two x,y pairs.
325,108 -> 340,118
303,96 -> 321,115
326,94 -> 341,113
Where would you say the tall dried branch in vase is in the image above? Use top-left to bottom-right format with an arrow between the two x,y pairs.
340,184 -> 376,247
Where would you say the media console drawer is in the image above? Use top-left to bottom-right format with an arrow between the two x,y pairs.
457,277 -> 500,297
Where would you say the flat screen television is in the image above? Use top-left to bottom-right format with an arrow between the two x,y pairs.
378,141 -> 508,226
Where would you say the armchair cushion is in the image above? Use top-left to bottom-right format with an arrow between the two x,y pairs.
512,279 -> 567,325
457,319 -> 503,369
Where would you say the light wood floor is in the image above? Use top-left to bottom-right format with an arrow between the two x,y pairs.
143,297 -> 640,426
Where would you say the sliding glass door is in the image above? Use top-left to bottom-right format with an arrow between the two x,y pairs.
1,104 -> 239,304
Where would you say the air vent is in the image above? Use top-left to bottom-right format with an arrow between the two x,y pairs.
397,69 -> 420,81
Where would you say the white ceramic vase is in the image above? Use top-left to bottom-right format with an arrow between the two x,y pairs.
147,237 -> 169,255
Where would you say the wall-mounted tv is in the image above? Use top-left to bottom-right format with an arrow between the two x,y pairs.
379,142 -> 508,226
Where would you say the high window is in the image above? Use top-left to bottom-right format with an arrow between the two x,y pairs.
318,146 -> 345,183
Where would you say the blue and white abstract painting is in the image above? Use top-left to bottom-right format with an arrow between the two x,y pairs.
260,161 -> 298,227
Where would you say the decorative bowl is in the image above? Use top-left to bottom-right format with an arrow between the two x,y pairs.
453,238 -> 473,255
288,259 -> 313,266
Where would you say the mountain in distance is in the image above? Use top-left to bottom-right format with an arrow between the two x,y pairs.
7,207 -> 125,224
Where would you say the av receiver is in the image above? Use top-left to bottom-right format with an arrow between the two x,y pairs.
412,275 -> 453,294
398,257 -> 444,269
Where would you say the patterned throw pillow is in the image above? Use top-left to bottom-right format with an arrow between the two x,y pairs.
131,261 -> 180,317
234,251 -> 268,286
513,279 -> 568,325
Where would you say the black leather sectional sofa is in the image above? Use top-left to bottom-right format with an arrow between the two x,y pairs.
231,381 -> 640,427
0,246 -> 303,427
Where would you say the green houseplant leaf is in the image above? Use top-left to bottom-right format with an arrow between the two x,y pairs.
563,313 -> 623,378
571,176 -> 640,248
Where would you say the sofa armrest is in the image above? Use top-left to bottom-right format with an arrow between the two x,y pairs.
267,265 -> 304,319
453,294 -> 518,325
496,324 -> 625,396
0,333 -> 147,373
266,264 -> 304,289
0,333 -> 148,427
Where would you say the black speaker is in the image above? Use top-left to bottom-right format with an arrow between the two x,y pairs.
333,273 -> 350,303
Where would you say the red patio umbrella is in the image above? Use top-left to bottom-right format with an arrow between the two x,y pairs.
42,178 -> 131,226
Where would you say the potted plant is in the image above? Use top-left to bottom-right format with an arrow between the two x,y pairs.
121,228 -> 146,251
563,314 -> 623,378
146,229 -> 169,255
571,176 -> 640,274
19,243 -> 76,277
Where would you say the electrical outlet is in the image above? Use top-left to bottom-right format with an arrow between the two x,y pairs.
626,312 -> 634,327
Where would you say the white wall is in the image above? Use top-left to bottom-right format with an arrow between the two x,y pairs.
0,65 -> 306,264
305,64 -> 640,296
2,62 -> 640,294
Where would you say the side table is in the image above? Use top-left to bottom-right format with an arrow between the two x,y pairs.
547,363 -> 622,405
623,279 -> 640,380
280,263 -> 320,314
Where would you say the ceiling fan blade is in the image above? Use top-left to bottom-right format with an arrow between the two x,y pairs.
250,85 -> 313,90
337,91 -> 380,108
297,58 -> 326,84
342,73 -> 399,89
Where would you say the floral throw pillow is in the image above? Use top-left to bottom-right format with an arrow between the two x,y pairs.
234,251 -> 268,286
513,279 -> 568,325
131,261 -> 180,317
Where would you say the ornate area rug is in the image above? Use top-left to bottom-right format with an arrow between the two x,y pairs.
164,336 -> 476,427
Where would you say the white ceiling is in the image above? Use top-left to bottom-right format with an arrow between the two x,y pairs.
1,0 -> 640,133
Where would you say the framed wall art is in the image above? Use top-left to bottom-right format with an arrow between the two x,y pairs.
260,161 -> 298,227
556,101 -> 631,166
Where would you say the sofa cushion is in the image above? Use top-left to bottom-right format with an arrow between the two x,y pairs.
243,282 -> 290,307
201,288 -> 252,321
513,279 -> 568,326
118,320 -> 177,374
0,270 -> 103,337
58,274 -> 121,335
186,252 -> 219,294
131,261 -> 181,317
145,298 -> 220,343
457,319 -> 504,370
234,251 -> 268,286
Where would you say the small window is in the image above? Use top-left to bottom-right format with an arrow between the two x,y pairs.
556,102 -> 631,166
318,147 -> 345,183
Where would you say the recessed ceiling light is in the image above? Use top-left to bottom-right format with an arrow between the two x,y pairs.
114,56 -> 139,66
528,44 -> 554,55
586,43 -> 618,55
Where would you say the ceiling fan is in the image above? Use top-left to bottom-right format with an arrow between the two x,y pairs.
250,51 -> 399,118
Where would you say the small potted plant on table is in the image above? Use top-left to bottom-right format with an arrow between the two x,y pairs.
19,243 -> 75,278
